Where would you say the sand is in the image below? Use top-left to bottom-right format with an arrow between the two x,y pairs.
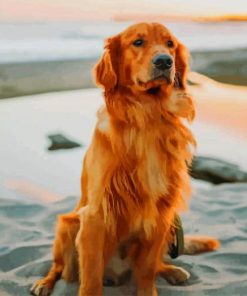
1,182 -> 247,296
0,74 -> 247,295
190,72 -> 247,140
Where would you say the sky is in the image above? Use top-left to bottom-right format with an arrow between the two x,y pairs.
0,0 -> 247,21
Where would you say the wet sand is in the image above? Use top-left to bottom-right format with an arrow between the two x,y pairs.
189,72 -> 247,139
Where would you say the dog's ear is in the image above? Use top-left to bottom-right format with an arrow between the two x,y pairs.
94,35 -> 120,91
175,42 -> 189,90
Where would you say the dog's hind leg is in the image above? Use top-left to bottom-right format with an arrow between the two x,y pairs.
30,213 -> 80,296
158,235 -> 220,285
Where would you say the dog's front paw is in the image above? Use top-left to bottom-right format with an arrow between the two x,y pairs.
159,265 -> 190,285
30,279 -> 53,296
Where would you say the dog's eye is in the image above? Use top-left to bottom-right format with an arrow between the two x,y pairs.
167,40 -> 174,48
133,39 -> 144,47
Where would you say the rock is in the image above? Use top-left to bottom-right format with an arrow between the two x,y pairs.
47,133 -> 82,151
190,156 -> 247,184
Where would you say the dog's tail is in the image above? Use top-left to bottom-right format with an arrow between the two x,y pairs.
182,235 -> 220,255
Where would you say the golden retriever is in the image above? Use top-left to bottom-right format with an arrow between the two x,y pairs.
31,22 -> 219,296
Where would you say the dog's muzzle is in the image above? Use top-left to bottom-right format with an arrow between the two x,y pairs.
151,54 -> 174,83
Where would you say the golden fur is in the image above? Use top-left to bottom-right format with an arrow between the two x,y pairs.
31,23 -> 219,296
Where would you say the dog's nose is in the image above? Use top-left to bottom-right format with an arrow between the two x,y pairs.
152,54 -> 173,70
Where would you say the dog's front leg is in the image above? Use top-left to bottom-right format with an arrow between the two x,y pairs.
76,206 -> 105,296
132,230 -> 166,296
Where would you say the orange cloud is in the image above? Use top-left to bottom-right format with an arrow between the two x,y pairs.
0,0 -> 246,21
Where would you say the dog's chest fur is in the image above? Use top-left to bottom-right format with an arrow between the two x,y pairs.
97,107 -> 190,238
123,126 -> 169,200
98,114 -> 170,202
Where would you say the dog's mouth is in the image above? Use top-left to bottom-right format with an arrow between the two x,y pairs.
137,73 -> 173,95
151,72 -> 173,84
138,72 -> 173,87
136,68 -> 176,95
146,85 -> 161,95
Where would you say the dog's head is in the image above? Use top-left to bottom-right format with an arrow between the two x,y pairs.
95,22 -> 189,94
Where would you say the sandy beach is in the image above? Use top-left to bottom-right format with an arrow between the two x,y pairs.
1,183 -> 247,296
190,72 -> 247,140
0,72 -> 247,295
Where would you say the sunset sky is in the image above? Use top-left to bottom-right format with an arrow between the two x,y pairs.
1,0 -> 247,21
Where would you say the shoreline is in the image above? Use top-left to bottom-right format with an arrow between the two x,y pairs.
0,48 -> 247,99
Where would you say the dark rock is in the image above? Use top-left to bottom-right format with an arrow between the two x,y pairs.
190,156 -> 247,184
47,133 -> 82,151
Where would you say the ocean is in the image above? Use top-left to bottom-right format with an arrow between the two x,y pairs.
0,20 -> 247,64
